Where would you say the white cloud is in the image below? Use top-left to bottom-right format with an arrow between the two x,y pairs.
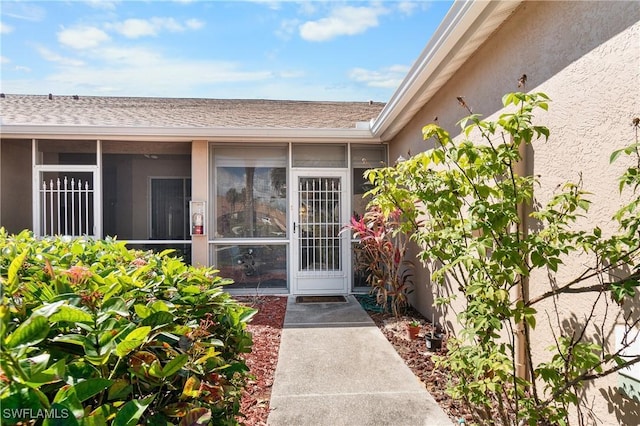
44,58 -> 274,96
15,65 -> 31,73
84,0 -> 118,11
278,70 -> 305,79
397,2 -> 417,15
297,2 -> 317,16
98,46 -> 164,66
186,19 -> 204,30
1,3 -> 46,22
27,43 -> 274,96
107,17 -> 203,38
247,0 -> 282,11
0,56 -> 9,64
109,18 -> 157,38
153,17 -> 183,32
299,5 -> 388,42
58,26 -> 110,50
1,67 -> 388,101
349,65 -> 410,88
0,22 -> 14,34
276,18 -> 299,40
37,46 -> 86,67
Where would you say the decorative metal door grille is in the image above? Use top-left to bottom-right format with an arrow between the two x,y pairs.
297,177 -> 342,271
40,175 -> 94,236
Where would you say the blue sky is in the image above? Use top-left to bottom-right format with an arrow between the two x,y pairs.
0,1 -> 453,101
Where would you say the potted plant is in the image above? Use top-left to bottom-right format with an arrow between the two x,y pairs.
408,320 -> 421,340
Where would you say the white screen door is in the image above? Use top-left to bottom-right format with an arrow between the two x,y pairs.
292,171 -> 349,294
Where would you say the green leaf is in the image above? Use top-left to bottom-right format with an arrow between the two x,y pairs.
141,311 -> 175,327
112,395 -> 155,426
74,378 -> 112,402
19,353 -> 50,377
49,305 -> 94,324
50,334 -> 96,357
610,143 -> 640,163
52,385 -> 84,419
161,354 -> 188,378
81,408 -> 108,426
134,304 -> 151,319
526,313 -> 537,329
239,308 -> 258,324
4,315 -> 50,349
99,297 -> 130,318
7,249 -> 28,291
150,300 -> 172,312
180,285 -> 202,295
148,360 -> 164,378
115,326 -> 151,357
0,383 -> 46,419
422,124 -> 440,140
98,329 -> 119,347
25,359 -> 66,387
33,301 -> 66,318
107,378 -> 133,401
42,403 -> 78,426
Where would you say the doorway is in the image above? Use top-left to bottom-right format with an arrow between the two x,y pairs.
291,170 -> 349,294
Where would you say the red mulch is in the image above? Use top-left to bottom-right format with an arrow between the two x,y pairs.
235,296 -> 288,426
235,296 -> 473,426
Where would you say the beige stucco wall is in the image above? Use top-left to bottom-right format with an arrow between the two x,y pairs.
389,1 -> 640,424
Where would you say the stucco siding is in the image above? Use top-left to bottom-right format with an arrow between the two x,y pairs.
389,2 -> 640,423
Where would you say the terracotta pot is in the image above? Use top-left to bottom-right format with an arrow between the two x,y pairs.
408,324 -> 421,340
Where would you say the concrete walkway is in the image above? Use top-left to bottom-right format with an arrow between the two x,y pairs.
267,295 -> 453,426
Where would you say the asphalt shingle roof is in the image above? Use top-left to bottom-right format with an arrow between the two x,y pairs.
0,94 -> 386,129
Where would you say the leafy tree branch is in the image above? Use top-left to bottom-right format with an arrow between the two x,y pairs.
363,90 -> 640,424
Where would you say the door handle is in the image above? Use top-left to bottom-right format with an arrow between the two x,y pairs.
293,222 -> 296,233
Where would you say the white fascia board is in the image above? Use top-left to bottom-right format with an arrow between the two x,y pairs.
0,125 -> 379,143
371,0 -> 522,140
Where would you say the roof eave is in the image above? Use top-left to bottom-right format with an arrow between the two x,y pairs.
0,125 -> 380,143
371,0 -> 523,141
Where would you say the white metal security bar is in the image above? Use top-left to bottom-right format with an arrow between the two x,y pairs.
298,177 -> 342,272
40,176 -> 94,236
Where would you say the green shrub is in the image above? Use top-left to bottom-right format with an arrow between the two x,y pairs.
346,207 -> 414,317
0,229 -> 256,425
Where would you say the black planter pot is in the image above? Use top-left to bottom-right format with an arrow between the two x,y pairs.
425,333 -> 443,351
